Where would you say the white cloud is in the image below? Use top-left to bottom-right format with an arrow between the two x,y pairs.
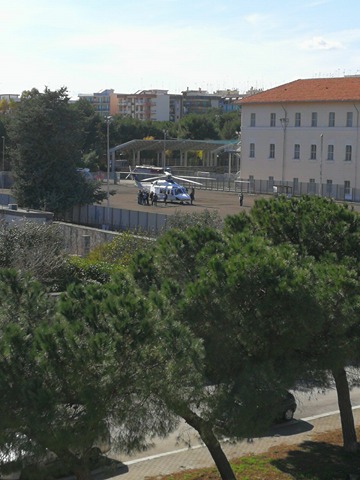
300,36 -> 343,50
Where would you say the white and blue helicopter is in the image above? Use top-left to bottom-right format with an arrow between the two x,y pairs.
127,166 -> 213,204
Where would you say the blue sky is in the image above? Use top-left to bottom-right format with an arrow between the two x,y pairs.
1,0 -> 360,98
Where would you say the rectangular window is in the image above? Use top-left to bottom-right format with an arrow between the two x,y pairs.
311,112 -> 318,127
269,143 -> 275,158
329,112 -> 335,127
345,145 -> 352,161
346,112 -> 353,127
308,178 -> 316,194
310,144 -> 317,160
295,112 -> 301,127
344,180 -> 351,195
293,178 -> 299,194
294,144 -> 300,159
249,175 -> 254,191
326,179 -> 333,196
327,145 -> 334,161
270,113 -> 276,127
249,143 -> 255,158
250,113 -> 256,127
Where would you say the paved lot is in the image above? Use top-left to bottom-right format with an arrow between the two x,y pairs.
104,180 -> 360,220
104,180 -> 262,220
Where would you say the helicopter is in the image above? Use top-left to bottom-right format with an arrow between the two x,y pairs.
127,166 -> 213,204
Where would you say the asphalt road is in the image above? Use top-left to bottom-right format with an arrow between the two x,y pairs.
110,386 -> 360,466
296,385 -> 360,419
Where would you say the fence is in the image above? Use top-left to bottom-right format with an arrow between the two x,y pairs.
0,193 -> 167,235
63,204 -> 167,234
167,171 -> 360,203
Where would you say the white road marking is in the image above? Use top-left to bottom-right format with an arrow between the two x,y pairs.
124,404 -> 360,466
300,404 -> 360,422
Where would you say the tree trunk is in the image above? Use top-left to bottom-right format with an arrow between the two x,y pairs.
73,465 -> 92,480
50,448 -> 93,480
182,408 -> 236,480
332,366 -> 358,452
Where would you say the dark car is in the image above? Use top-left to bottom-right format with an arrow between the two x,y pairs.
279,391 -> 297,421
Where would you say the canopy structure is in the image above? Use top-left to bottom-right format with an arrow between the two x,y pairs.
109,138 -> 240,170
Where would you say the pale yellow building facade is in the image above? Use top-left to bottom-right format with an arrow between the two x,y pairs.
240,78 -> 360,199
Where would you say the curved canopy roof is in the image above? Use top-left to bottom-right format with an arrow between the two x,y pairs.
110,139 -> 238,155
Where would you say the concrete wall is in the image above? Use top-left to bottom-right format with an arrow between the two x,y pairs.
56,222 -> 127,256
0,203 -> 54,224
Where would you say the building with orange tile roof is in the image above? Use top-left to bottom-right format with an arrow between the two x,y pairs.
239,77 -> 360,200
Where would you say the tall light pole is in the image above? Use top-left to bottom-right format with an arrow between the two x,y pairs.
106,116 -> 111,226
235,130 -> 241,176
280,117 -> 289,184
320,133 -> 324,196
1,136 -> 5,190
163,129 -> 167,169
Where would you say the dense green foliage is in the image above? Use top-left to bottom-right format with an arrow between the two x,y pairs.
126,195 -> 360,477
0,270 -> 198,480
225,195 -> 360,452
60,256 -> 120,288
164,210 -> 223,231
86,231 -> 152,265
7,87 -> 107,217
2,196 -> 360,480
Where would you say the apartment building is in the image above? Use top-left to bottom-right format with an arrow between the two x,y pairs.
216,89 -> 242,113
76,87 -> 241,120
169,94 -> 182,122
240,77 -> 360,198
78,89 -> 113,116
182,88 -> 222,115
110,89 -> 170,121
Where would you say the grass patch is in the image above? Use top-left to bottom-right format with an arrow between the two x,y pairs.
146,427 -> 360,480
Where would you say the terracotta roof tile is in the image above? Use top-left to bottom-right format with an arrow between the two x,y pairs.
240,77 -> 360,104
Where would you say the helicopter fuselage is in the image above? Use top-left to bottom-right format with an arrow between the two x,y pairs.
136,178 -> 191,204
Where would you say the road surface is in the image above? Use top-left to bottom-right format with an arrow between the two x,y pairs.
109,385 -> 360,465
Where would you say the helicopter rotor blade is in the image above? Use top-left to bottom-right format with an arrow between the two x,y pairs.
172,176 -> 204,186
141,175 -> 164,182
186,175 -> 216,181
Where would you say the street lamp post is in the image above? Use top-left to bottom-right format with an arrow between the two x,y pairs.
1,136 -> 5,190
163,129 -> 167,169
106,116 -> 111,226
320,134 -> 324,196
235,130 -> 241,176
280,117 -> 289,184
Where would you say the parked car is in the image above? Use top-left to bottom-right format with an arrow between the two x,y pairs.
279,391 -> 297,421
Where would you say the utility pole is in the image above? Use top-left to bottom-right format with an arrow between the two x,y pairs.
1,136 -> 5,190
106,116 -> 111,226
320,134 -> 324,196
163,129 -> 168,169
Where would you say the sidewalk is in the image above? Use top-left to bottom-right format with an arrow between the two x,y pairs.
99,409 -> 360,480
